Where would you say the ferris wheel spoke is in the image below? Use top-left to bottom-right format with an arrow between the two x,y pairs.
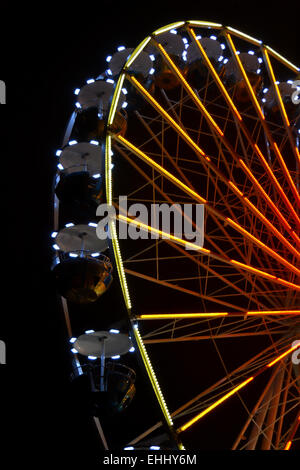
119,74 -> 299,247
224,34 -> 300,225
134,110 -> 197,191
125,267 -> 242,310
185,29 -> 299,229
127,337 -> 287,446
262,48 -> 300,176
177,341 -> 299,433
153,35 -> 299,224
113,134 -> 300,276
186,26 -> 299,227
274,361 -> 293,448
114,144 -> 275,307
115,74 -> 300,244
138,309 -> 300,320
236,366 -> 300,449
283,412 -> 300,450
117,214 -> 300,291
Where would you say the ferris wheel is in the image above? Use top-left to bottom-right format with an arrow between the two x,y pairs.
52,20 -> 300,451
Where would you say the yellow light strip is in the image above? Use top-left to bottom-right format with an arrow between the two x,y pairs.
178,342 -> 299,433
138,313 -> 228,319
229,259 -> 300,291
105,136 -> 132,309
178,377 -> 254,432
263,48 -> 290,126
106,86 -> 176,442
107,73 -> 126,126
188,27 -> 242,121
187,20 -> 223,28
226,33 -> 265,121
266,343 -> 300,368
225,26 -> 262,46
284,441 -> 292,451
138,309 -> 300,320
124,36 -> 151,69
265,45 -> 300,73
155,41 -> 224,136
113,133 -> 207,204
110,220 -> 132,311
127,75 -> 208,160
153,21 -> 185,36
133,324 -> 174,427
117,213 -> 210,254
105,134 -> 112,205
226,217 -> 300,276
247,309 -> 300,316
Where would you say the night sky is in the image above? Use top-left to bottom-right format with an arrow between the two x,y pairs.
1,1 -> 299,465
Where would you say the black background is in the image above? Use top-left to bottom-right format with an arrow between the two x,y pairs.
0,1 -> 299,466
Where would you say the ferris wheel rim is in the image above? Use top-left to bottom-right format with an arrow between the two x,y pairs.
104,20 -> 300,450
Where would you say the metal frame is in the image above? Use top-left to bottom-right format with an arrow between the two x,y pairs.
105,21 -> 300,450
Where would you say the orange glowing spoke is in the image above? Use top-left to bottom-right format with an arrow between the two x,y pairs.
154,41 -> 224,136
189,27 -> 299,231
225,33 -> 265,121
226,217 -> 300,276
187,27 -> 242,121
178,377 -> 254,432
238,158 -> 300,249
229,259 -> 300,291
266,343 -> 300,368
178,343 -> 299,433
254,144 -> 300,227
125,268 -> 242,311
263,49 -> 291,126
137,310 -> 300,320
225,34 -> 300,223
272,142 -> 300,209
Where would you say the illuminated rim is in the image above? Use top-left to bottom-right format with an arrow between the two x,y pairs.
106,21 -> 300,450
